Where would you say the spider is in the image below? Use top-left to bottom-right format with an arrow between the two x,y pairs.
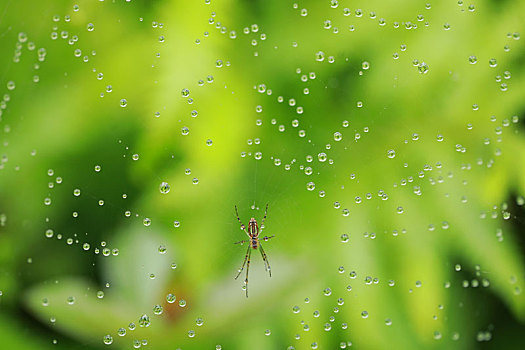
234,204 -> 274,298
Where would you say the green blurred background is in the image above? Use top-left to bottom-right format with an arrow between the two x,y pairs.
1,0 -> 525,349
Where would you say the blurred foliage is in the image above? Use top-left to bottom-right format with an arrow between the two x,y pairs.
1,0 -> 525,349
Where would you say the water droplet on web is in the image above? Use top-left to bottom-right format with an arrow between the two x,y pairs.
361,311 -> 369,318
159,182 -> 170,194
158,245 -> 166,254
167,293 -> 176,303
103,335 -> 113,345
45,229 -> 54,238
120,99 -> 127,107
143,218 -> 151,226
179,299 -> 187,307
153,304 -> 163,315
117,328 -> 126,336
387,149 -> 396,158
138,314 -> 150,327
418,62 -> 429,74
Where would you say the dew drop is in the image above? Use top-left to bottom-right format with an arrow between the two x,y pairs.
138,314 -> 150,327
103,335 -> 113,345
167,293 -> 176,303
387,149 -> 396,158
153,304 -> 163,315
418,62 -> 429,74
159,182 -> 170,194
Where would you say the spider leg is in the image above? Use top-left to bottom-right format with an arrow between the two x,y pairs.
235,205 -> 251,237
234,205 -> 247,231
260,203 -> 269,228
244,248 -> 252,298
235,245 -> 251,280
234,240 -> 249,245
262,235 -> 275,242
259,244 -> 271,277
